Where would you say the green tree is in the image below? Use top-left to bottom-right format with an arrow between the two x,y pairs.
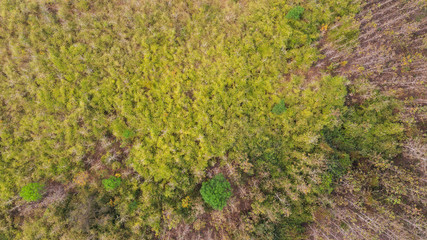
102,176 -> 122,191
286,6 -> 305,20
200,174 -> 232,210
19,183 -> 45,202
272,99 -> 287,115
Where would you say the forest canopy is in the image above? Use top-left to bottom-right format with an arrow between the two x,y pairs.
0,0 -> 417,239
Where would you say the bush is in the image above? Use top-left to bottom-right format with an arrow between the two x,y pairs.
272,99 -> 287,115
19,183 -> 45,202
200,174 -> 232,210
286,6 -> 305,20
102,176 -> 122,191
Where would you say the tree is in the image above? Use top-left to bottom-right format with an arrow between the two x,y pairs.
200,174 -> 232,210
102,176 -> 122,191
19,183 -> 45,202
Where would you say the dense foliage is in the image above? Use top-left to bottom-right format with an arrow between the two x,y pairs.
285,6 -> 305,20
0,0 -> 415,239
200,174 -> 232,210
19,183 -> 45,202
271,99 -> 287,115
102,176 -> 122,191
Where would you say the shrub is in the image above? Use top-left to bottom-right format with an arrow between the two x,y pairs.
200,174 -> 232,210
272,99 -> 287,115
122,129 -> 136,139
102,176 -> 122,191
286,6 -> 305,20
19,183 -> 45,202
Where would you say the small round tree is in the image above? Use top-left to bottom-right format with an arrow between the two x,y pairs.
19,182 -> 45,202
200,174 -> 232,210
102,176 -> 122,191
285,6 -> 305,20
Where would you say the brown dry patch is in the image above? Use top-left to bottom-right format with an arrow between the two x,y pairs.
308,176 -> 427,240
82,136 -> 136,183
9,180 -> 70,225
